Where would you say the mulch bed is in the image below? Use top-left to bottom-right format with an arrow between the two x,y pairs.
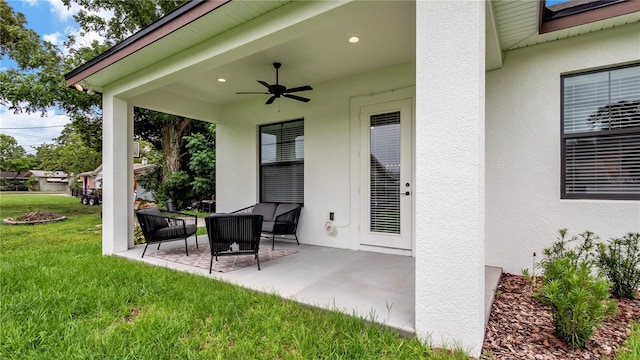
14,212 -> 62,221
482,273 -> 640,359
3,211 -> 66,225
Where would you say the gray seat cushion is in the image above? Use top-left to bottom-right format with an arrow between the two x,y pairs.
252,203 -> 277,220
138,208 -> 168,230
155,223 -> 197,240
274,203 -> 300,218
262,221 -> 275,232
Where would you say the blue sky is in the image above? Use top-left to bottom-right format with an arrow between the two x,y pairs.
0,0 -> 104,154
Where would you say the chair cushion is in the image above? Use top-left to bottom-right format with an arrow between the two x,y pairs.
155,223 -> 197,240
274,203 -> 300,218
138,208 -> 168,230
252,203 -> 277,221
261,221 -> 296,234
262,221 -> 275,233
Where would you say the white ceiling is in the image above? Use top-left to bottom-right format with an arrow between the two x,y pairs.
79,0 -> 638,109
130,0 -> 416,107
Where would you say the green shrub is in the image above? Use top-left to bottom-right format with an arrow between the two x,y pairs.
597,232 -> 640,298
535,229 -> 617,348
537,257 -> 617,348
133,224 -> 146,245
539,229 -> 599,271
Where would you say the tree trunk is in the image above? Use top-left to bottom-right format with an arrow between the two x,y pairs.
161,117 -> 192,180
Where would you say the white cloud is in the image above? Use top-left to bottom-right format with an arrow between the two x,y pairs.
67,25 -> 106,49
24,0 -> 39,6
0,105 -> 70,153
48,0 -> 79,22
43,32 -> 63,47
43,0 -> 111,54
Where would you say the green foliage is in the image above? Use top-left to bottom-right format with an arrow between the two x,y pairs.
2,156 -> 37,174
540,228 -> 599,269
34,133 -> 101,175
65,0 -> 189,44
536,257 -> 617,348
184,123 -> 216,200
616,322 -> 640,360
157,171 -> 192,209
535,229 -> 617,349
133,224 -> 146,245
598,232 -> 640,299
0,134 -> 26,169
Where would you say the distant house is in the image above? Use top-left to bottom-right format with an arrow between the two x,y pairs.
133,161 -> 157,201
24,170 -> 69,191
77,167 -> 103,193
77,159 -> 157,201
0,172 -> 29,191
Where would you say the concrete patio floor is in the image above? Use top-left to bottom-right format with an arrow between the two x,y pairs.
116,236 -> 501,336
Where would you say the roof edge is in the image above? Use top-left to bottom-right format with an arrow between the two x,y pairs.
540,0 -> 640,34
65,0 -> 232,87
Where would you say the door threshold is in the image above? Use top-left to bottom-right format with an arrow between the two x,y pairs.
359,244 -> 413,256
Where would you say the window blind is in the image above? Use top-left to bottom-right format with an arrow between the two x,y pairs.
260,119 -> 304,204
370,111 -> 401,234
562,64 -> 640,199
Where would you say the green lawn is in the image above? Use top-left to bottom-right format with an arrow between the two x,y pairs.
0,195 -> 468,359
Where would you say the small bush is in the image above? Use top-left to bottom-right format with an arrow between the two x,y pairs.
133,224 -> 146,245
598,232 -> 640,298
536,229 -> 617,348
537,257 -> 617,348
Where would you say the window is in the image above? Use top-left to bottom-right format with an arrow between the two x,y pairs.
259,119 -> 304,203
561,63 -> 640,200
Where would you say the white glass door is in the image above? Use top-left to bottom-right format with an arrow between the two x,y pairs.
360,98 -> 412,250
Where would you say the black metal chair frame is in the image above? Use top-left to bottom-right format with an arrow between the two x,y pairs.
135,208 -> 198,258
232,203 -> 301,250
205,214 -> 263,273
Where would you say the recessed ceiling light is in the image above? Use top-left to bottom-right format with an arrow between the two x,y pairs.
217,78 -> 226,83
348,36 -> 360,44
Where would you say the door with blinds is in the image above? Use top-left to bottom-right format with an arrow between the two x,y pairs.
360,99 -> 412,250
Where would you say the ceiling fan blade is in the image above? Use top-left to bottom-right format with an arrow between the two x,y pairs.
257,80 -> 270,88
236,92 -> 270,94
284,85 -> 312,93
284,94 -> 310,102
265,95 -> 277,105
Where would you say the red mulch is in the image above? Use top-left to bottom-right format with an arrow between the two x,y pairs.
482,273 -> 640,359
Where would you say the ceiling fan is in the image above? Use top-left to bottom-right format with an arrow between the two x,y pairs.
236,62 -> 312,105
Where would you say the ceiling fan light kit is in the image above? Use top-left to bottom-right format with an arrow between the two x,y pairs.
236,62 -> 313,105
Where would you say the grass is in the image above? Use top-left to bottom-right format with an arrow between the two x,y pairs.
615,322 -> 640,359
0,194 -> 469,359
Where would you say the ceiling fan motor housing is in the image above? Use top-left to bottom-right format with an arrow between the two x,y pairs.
236,62 -> 312,104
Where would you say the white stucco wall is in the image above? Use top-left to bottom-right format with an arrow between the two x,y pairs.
217,62 -> 415,250
416,1 -> 486,356
486,23 -> 640,275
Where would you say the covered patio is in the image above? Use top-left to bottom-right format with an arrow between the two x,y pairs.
66,0 -> 501,355
116,235 -> 502,336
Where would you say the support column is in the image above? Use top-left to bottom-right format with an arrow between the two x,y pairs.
415,1 -> 486,357
102,94 -> 134,255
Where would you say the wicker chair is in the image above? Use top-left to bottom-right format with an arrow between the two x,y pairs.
232,203 -> 301,250
205,214 -> 263,273
135,208 -> 198,257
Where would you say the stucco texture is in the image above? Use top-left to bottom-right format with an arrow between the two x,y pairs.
485,23 -> 640,275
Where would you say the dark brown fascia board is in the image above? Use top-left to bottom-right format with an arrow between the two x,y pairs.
539,0 -> 640,34
65,0 -> 232,88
